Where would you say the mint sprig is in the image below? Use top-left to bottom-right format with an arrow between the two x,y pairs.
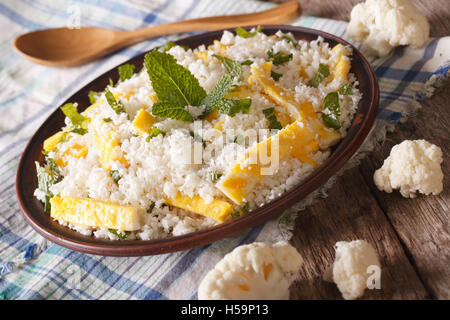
308,63 -> 330,88
212,54 -> 243,80
145,50 -> 206,108
235,26 -> 263,38
322,92 -> 341,130
105,90 -> 127,116
60,103 -> 90,135
118,63 -> 135,82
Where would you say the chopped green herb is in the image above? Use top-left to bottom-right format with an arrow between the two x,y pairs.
108,229 -> 130,240
231,202 -> 250,218
60,103 -> 88,128
109,170 -> 121,183
201,74 -> 234,117
41,150 -> 49,156
146,127 -> 165,142
70,127 -> 88,135
279,35 -> 298,47
233,134 -> 244,145
109,78 -> 114,87
103,117 -> 112,123
217,98 -> 251,117
308,63 -> 330,88
235,26 -> 263,38
35,159 -> 59,213
118,63 -> 135,82
240,60 -> 253,66
263,107 -> 282,130
152,102 -> 193,122
267,48 -> 292,66
88,91 -> 101,104
212,54 -> 243,80
105,89 -> 127,115
147,202 -> 156,213
158,41 -> 177,52
210,171 -> 222,183
60,103 -> 90,135
158,41 -> 188,53
338,83 -> 353,95
322,92 -> 341,130
270,70 -> 282,81
189,130 -> 205,146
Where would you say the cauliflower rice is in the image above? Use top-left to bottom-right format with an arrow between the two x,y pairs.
34,29 -> 361,241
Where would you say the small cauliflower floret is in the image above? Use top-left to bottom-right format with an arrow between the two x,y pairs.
50,196 -> 146,231
373,140 -> 443,198
332,240 -> 381,300
198,241 -> 303,300
347,0 -> 430,57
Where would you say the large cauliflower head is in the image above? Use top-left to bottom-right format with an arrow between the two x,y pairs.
197,241 -> 303,300
347,0 -> 430,57
374,140 -> 444,198
332,240 -> 380,300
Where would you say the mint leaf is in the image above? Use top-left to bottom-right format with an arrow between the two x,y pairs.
233,134 -> 244,145
267,48 -> 293,66
108,229 -> 130,240
231,202 -> 249,218
118,63 -> 135,82
235,26 -> 263,38
103,117 -> 112,123
145,51 -> 206,108
263,107 -> 282,130
338,83 -> 353,95
152,102 -> 193,122
105,90 -> 127,115
158,41 -> 188,53
60,103 -> 88,128
212,54 -> 242,80
70,128 -> 88,135
240,60 -> 253,66
217,98 -> 251,117
89,91 -> 101,104
146,127 -> 165,142
322,92 -> 341,130
270,70 -> 282,81
308,63 -> 330,88
201,74 -> 234,116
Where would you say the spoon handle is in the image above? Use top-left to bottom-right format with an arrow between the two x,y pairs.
115,0 -> 300,46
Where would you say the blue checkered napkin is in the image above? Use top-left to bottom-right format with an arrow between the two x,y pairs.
0,0 -> 448,300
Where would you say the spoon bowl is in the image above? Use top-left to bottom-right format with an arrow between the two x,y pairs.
13,0 -> 301,67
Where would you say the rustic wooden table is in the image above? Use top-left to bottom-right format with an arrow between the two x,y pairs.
268,0 -> 449,300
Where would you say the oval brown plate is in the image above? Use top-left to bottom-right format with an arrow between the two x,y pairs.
16,26 -> 379,256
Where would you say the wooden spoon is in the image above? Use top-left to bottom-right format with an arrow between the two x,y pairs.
13,1 -> 301,67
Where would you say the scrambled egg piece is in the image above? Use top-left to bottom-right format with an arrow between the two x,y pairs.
50,196 -> 146,231
330,44 -> 351,82
248,62 -> 341,148
94,131 -> 128,170
133,108 -> 156,135
218,120 -> 320,204
165,193 -> 232,222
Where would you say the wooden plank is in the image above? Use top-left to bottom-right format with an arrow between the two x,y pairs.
268,0 -> 449,299
359,86 -> 450,299
289,167 -> 429,299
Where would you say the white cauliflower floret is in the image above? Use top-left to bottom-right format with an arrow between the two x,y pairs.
374,140 -> 443,198
347,0 -> 430,57
332,240 -> 381,300
198,241 -> 303,300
